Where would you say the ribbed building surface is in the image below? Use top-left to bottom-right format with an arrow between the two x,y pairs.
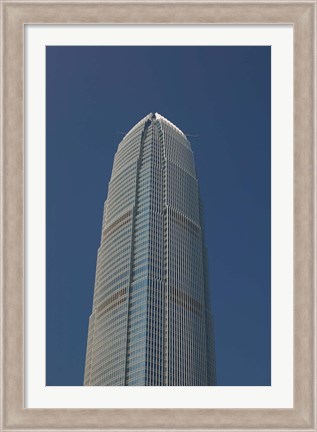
84,113 -> 216,386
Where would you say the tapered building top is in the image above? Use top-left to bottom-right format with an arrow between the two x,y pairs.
124,113 -> 189,143
84,113 -> 216,386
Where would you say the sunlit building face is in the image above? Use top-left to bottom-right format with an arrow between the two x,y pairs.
84,113 -> 216,386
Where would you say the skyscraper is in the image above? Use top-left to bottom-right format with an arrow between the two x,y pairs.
84,113 -> 216,386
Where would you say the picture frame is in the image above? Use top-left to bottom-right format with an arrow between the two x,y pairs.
1,1 -> 316,431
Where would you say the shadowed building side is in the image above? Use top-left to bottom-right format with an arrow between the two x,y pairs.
84,113 -> 216,386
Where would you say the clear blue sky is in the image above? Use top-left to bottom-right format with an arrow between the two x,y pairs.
46,46 -> 271,386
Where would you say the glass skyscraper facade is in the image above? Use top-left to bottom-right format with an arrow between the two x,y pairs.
84,113 -> 216,386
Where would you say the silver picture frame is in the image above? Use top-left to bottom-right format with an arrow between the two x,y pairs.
1,1 -> 316,430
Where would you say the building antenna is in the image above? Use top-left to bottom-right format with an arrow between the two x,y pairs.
185,133 -> 199,138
